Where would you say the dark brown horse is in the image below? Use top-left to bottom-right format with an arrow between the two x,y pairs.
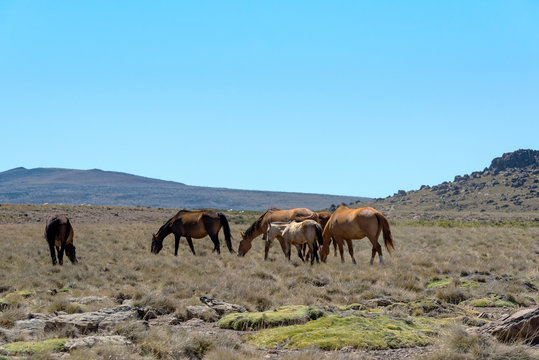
320,206 -> 394,264
237,207 -> 319,257
44,215 -> 77,265
151,210 -> 233,256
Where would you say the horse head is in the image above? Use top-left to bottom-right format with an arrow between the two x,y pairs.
320,244 -> 329,263
65,243 -> 78,264
151,234 -> 163,254
237,232 -> 251,256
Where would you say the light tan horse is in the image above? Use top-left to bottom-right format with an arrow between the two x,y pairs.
267,220 -> 322,265
320,206 -> 394,265
151,210 -> 233,256
266,222 -> 305,261
237,208 -> 319,257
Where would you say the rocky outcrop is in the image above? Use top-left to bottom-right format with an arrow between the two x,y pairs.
17,306 -> 151,334
480,306 -> 538,344
489,149 -> 539,173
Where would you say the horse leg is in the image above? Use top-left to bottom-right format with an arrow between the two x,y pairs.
210,234 -> 221,254
57,245 -> 65,266
368,236 -> 384,264
174,234 -> 181,256
48,242 -> 57,265
376,242 -> 384,264
332,238 -> 337,256
335,237 -> 345,263
346,239 -> 356,264
186,237 -> 196,255
296,245 -> 305,262
309,244 -> 316,265
264,239 -> 272,260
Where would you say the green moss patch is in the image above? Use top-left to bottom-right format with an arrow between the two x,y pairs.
464,295 -> 517,308
248,313 -> 450,350
0,290 -> 36,304
217,305 -> 325,330
3,338 -> 68,355
337,303 -> 368,311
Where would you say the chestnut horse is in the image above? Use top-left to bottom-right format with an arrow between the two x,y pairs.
151,210 -> 233,256
237,207 -> 319,257
267,220 -> 322,265
320,206 -> 394,264
44,215 -> 77,265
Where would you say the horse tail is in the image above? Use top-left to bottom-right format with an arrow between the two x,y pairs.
218,212 -> 234,253
375,213 -> 395,254
315,223 -> 323,246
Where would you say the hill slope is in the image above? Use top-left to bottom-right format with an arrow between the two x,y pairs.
0,167 -> 367,211
351,149 -> 539,222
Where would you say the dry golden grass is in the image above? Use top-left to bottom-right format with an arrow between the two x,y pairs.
0,205 -> 537,359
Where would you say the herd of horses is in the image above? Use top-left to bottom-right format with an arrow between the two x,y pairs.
44,205 -> 395,266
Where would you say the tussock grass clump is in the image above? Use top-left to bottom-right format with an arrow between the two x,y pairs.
464,295 -> 518,308
422,327 -> 539,360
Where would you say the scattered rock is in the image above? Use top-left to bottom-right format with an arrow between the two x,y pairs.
43,305 -> 145,333
13,319 -> 46,336
199,296 -> 246,316
64,335 -> 131,351
480,306 -> 538,344
68,296 -> 109,305
365,298 -> 394,307
186,305 -> 218,322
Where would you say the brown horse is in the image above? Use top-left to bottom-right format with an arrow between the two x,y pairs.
44,215 -> 77,265
320,206 -> 394,264
151,210 -> 233,256
237,207 -> 319,257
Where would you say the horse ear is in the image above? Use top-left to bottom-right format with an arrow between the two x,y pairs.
240,231 -> 245,237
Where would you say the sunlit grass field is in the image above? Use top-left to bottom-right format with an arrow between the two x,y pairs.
0,205 -> 537,359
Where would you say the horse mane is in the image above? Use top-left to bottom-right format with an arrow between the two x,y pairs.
244,207 -> 280,238
157,214 -> 178,235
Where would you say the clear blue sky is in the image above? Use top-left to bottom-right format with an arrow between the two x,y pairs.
1,1 -> 538,198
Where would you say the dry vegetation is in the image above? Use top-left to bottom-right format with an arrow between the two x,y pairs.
0,204 -> 537,359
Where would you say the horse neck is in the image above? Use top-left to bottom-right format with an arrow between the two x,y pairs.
156,223 -> 173,241
244,225 -> 264,243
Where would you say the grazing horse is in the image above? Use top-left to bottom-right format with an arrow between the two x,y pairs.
320,206 -> 394,265
267,220 -> 322,265
44,215 -> 77,265
151,210 -> 233,256
237,207 -> 319,257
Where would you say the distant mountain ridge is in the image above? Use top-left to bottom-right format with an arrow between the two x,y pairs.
351,149 -> 538,222
0,167 -> 367,211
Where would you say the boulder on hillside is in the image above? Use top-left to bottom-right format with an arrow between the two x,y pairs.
480,306 -> 538,344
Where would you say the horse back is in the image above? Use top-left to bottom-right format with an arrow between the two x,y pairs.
328,207 -> 379,239
45,215 -> 73,247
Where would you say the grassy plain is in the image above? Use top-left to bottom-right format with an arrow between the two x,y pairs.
0,204 -> 537,359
